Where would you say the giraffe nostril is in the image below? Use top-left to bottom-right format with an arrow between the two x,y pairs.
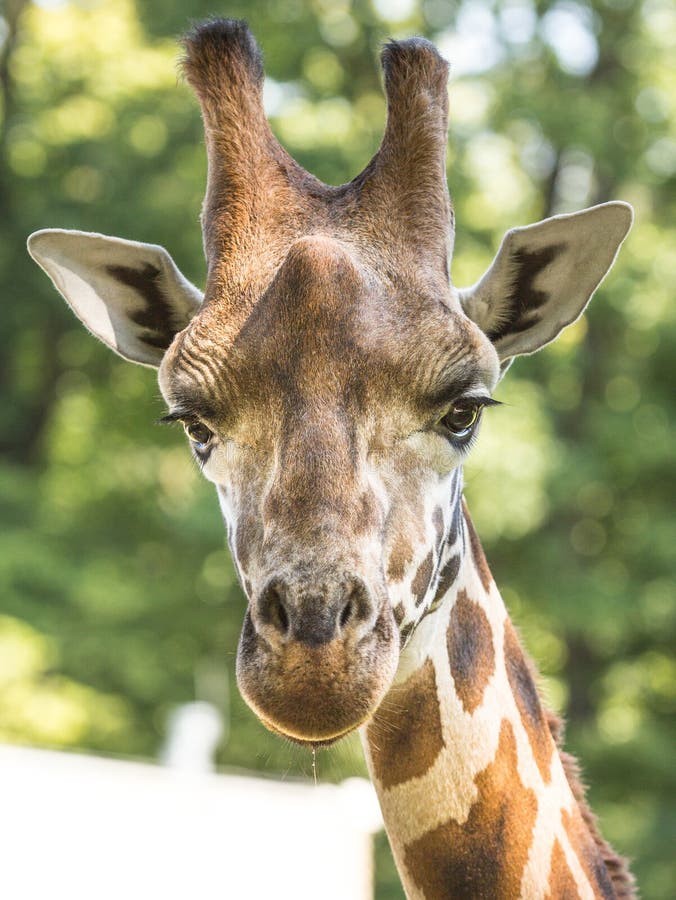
339,599 -> 354,630
270,588 -> 289,634
275,596 -> 289,634
256,574 -> 375,645
259,582 -> 290,636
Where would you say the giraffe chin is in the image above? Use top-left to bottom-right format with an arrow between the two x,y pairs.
256,716 -> 362,748
246,700 -> 382,747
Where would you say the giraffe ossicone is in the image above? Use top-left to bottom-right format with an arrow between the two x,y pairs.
28,18 -> 636,898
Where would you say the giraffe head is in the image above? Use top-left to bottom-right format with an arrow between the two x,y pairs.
28,20 -> 632,744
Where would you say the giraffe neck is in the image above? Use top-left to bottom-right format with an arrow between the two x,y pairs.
361,499 -> 628,900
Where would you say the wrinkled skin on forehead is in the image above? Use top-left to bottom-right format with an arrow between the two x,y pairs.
158,235 -> 499,742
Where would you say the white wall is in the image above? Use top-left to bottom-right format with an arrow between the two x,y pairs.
0,745 -> 383,900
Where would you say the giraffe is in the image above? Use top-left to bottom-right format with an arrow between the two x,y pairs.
28,20 -> 636,898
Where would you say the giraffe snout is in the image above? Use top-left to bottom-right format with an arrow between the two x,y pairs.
254,574 -> 375,647
236,571 -> 399,743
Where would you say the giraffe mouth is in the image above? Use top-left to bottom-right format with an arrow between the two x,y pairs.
257,714 -> 368,747
236,599 -> 399,746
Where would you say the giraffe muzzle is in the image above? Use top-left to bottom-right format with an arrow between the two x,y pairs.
236,573 -> 399,743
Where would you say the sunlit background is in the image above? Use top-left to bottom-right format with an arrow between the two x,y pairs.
0,0 -> 674,897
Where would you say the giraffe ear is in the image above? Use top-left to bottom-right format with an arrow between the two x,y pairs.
28,229 -> 203,367
458,202 -> 633,363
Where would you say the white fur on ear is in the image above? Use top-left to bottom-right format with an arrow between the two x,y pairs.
28,229 -> 203,367
459,202 -> 633,362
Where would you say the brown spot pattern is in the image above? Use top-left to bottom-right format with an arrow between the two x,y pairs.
387,536 -> 414,582
447,589 -> 495,714
367,658 -> 444,790
356,489 -> 380,533
503,620 -> 554,783
412,550 -> 435,607
404,720 -> 538,899
546,839 -> 581,900
463,502 -> 492,592
430,552 -> 461,610
393,602 -> 405,626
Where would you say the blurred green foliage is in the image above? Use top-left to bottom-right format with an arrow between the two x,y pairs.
0,1 -> 674,897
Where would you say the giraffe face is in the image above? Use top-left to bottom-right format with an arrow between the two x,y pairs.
158,235 -> 499,743
29,20 -> 632,746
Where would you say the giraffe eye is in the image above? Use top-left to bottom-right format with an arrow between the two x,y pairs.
440,402 -> 481,438
185,421 -> 213,448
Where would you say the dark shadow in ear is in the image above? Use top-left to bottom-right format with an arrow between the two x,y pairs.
28,229 -> 203,368
486,243 -> 565,342
106,262 -> 181,351
458,202 -> 633,366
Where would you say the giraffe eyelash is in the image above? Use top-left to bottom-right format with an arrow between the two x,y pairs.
156,399 -> 218,426
449,426 -> 482,456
